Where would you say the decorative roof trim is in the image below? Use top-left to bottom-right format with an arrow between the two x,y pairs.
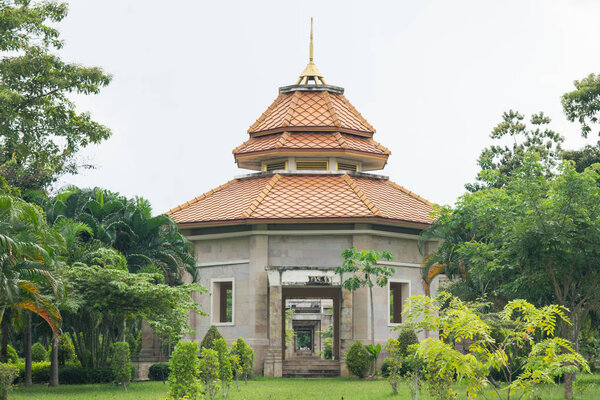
248,94 -> 284,133
322,91 -> 342,128
249,126 -> 374,138
282,91 -> 301,127
338,95 -> 376,133
341,174 -> 382,216
279,84 -> 344,94
241,173 -> 282,217
233,148 -> 390,160
386,180 -> 434,207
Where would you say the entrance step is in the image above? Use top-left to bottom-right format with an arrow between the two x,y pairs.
282,359 -> 340,378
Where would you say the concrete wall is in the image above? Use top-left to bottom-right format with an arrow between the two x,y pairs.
170,228 -> 435,378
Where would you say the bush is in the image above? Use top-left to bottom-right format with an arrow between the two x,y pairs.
6,345 -> 18,364
57,335 -> 77,366
201,325 -> 224,350
0,363 -> 18,400
397,328 -> 419,357
214,338 -> 232,397
59,365 -> 90,385
110,342 -> 131,390
231,337 -> 254,383
345,341 -> 371,378
31,343 -> 47,362
167,341 -> 202,400
148,362 -> 169,382
16,362 -> 117,385
199,347 -> 220,400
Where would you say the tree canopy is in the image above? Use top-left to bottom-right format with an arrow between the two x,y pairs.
0,0 -> 111,192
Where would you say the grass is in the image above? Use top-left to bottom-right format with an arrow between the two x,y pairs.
11,375 -> 600,400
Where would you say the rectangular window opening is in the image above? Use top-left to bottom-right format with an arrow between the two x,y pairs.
213,280 -> 234,324
295,160 -> 328,170
337,162 -> 358,172
265,161 -> 287,171
389,282 -> 408,324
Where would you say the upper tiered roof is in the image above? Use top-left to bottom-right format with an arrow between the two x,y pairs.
167,20 -> 434,228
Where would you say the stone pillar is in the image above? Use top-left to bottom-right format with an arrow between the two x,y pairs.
339,287 -> 353,377
263,285 -> 283,377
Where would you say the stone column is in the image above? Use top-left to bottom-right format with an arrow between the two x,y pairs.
263,284 -> 283,377
339,287 -> 353,377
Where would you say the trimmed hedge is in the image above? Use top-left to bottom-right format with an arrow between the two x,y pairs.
201,326 -> 224,350
148,362 -> 169,381
15,362 -> 135,384
345,341 -> 371,378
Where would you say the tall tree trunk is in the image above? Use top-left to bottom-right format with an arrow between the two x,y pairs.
561,316 -> 580,399
49,336 -> 59,387
369,286 -> 374,347
0,317 -> 8,363
25,313 -> 32,386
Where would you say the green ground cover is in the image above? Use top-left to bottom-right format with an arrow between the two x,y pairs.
11,375 -> 600,400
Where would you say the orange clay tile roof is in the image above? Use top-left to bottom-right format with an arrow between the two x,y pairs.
248,91 -> 375,135
167,173 -> 433,226
233,132 -> 390,157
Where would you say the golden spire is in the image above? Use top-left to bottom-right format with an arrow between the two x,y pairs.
297,17 -> 326,85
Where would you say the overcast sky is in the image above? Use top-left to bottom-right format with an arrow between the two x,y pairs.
56,0 -> 600,213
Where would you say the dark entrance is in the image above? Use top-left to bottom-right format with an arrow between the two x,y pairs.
281,287 -> 340,361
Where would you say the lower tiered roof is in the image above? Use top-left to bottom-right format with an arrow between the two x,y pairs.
167,173 -> 434,227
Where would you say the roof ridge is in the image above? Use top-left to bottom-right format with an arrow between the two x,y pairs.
166,179 -> 237,215
276,131 -> 291,148
338,94 -> 376,133
248,94 -> 284,133
322,91 -> 342,127
369,138 -> 391,155
333,132 -> 348,148
386,180 -> 434,207
282,91 -> 301,127
341,174 -> 381,216
242,173 -> 282,218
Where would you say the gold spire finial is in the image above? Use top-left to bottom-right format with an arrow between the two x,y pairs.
309,17 -> 314,62
296,17 -> 326,85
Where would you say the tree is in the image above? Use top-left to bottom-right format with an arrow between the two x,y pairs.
404,293 -> 589,400
465,110 -> 563,192
335,248 -> 394,372
166,341 -> 202,400
62,263 -> 205,368
562,73 -> 600,138
385,338 -> 403,395
110,342 -> 131,391
421,156 -> 600,398
41,187 -> 196,284
231,337 -> 253,384
0,0 -> 111,192
199,348 -> 220,400
213,338 -> 232,398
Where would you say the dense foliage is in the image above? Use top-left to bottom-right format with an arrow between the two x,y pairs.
148,362 -> 169,382
110,342 -> 131,391
0,0 -> 111,192
201,326 -> 224,350
405,293 -> 589,400
231,337 -> 253,384
166,341 -> 202,400
345,341 -> 371,379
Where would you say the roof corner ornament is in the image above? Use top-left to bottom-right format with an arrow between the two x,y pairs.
296,17 -> 327,85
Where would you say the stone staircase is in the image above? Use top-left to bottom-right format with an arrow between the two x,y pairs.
283,357 -> 340,378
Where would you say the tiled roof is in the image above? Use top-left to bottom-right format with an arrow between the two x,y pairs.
233,132 -> 390,157
248,91 -> 375,135
167,173 -> 433,226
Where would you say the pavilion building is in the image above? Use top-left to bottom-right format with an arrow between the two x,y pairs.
149,22 -> 440,377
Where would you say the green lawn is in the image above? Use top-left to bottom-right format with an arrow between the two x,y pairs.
11,375 -> 600,400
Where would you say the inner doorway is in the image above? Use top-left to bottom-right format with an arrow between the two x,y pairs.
282,287 -> 340,361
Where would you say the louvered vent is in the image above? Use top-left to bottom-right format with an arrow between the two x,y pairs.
296,160 -> 328,170
265,161 -> 287,171
337,162 -> 358,172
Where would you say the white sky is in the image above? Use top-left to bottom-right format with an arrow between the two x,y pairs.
56,0 -> 600,213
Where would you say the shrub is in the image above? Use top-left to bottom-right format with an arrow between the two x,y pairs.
59,365 -> 90,385
199,347 -> 220,400
213,338 -> 232,397
385,338 -> 403,394
110,342 -> 131,391
57,335 -> 77,366
31,343 -> 47,362
6,345 -> 18,364
397,328 -> 419,357
167,341 -> 202,400
201,326 -> 224,350
0,363 -> 18,400
345,341 -> 370,378
86,367 -> 115,384
148,362 -> 169,382
231,337 -> 253,383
